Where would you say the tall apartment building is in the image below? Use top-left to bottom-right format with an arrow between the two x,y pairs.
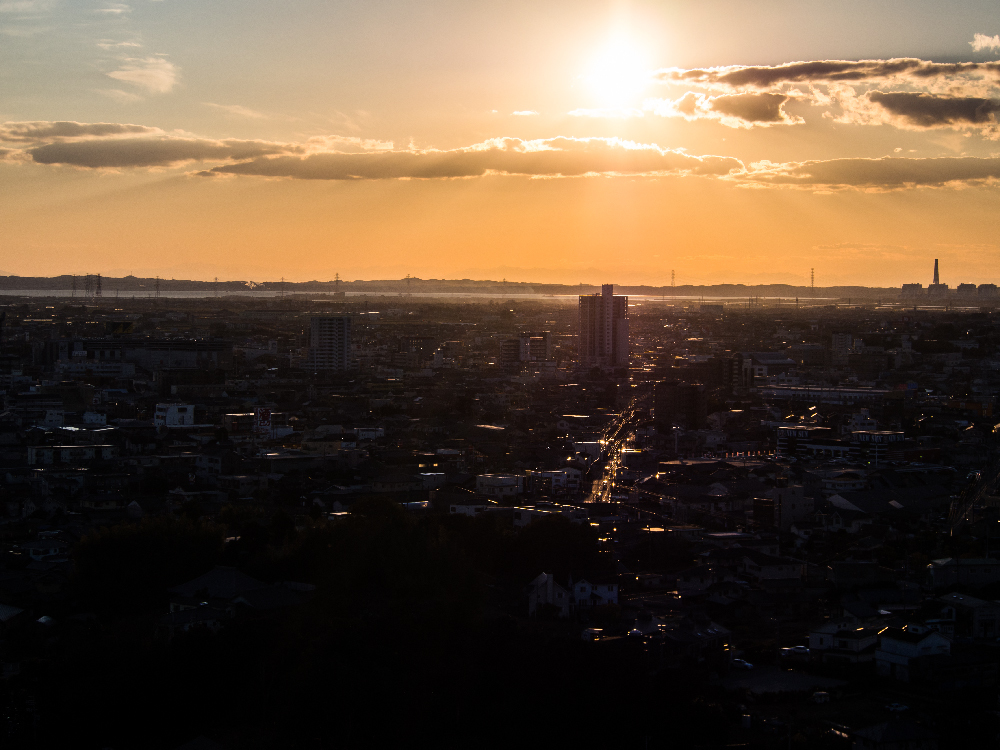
578,284 -> 628,367
309,316 -> 352,371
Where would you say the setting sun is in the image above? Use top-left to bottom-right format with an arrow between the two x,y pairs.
583,37 -> 651,108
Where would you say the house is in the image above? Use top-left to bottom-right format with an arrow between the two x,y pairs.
740,551 -> 805,590
18,540 -> 69,561
936,592 -> 1000,639
527,573 -> 572,617
167,566 -> 268,612
927,558 -> 1000,589
526,573 -> 618,617
476,473 -> 524,499
448,499 -> 492,517
828,561 -> 896,589
673,564 -> 736,595
875,626 -> 951,682
512,504 -> 587,528
817,626 -> 879,664
850,719 -> 938,750
156,605 -> 227,640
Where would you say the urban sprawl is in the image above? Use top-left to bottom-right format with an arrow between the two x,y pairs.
0,280 -> 997,748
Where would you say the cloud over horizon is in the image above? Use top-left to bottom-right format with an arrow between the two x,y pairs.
9,120 -> 1000,192
202,137 -> 743,180
648,92 -> 800,128
867,91 -> 1000,128
742,155 -> 1000,189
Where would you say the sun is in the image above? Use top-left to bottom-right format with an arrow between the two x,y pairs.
583,37 -> 651,108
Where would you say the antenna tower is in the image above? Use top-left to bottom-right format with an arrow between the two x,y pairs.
811,268 -> 815,289
671,270 -> 675,288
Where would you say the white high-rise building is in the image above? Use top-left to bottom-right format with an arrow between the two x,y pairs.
310,316 -> 352,371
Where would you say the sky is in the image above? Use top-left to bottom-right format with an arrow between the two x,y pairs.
3,1 -> 1000,286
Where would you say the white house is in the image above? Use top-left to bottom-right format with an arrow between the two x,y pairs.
154,403 -> 196,427
875,626 -> 951,682
527,573 -> 618,617
476,474 -> 524,499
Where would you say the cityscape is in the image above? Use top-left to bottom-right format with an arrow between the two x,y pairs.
0,280 -> 998,747
6,0 -> 1000,748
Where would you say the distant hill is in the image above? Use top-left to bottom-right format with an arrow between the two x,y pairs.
0,274 -> 904,298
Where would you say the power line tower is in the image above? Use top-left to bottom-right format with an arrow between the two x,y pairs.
95,274 -> 102,298
405,273 -> 411,295
280,276 -> 286,299
155,276 -> 160,299
671,269 -> 675,288
214,276 -> 219,298
71,275 -> 77,298
811,268 -> 815,290
84,274 -> 93,299
334,272 -> 341,295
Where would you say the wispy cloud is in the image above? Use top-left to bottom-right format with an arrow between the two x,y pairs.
0,120 -> 161,142
94,3 -> 130,14
203,103 -> 266,119
0,0 -> 54,13
971,33 -> 1000,53
568,108 -> 644,119
202,136 -> 741,181
512,110 -> 539,116
97,40 -> 141,49
740,155 -> 1000,190
29,137 -> 300,168
655,58 -> 1000,90
98,88 -> 144,103
107,56 -> 178,94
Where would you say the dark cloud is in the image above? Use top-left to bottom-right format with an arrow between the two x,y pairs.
658,58 -> 1000,89
202,137 -> 744,180
29,137 -> 300,168
745,156 -> 1000,188
648,92 -> 798,127
0,120 -> 159,142
867,91 -> 1000,127
709,93 -> 789,122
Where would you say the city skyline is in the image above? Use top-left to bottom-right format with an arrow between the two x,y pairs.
5,1 -> 1000,284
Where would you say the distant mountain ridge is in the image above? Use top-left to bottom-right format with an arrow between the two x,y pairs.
0,274 -> 906,298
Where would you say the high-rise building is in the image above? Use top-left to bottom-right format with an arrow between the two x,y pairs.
578,284 -> 628,367
309,316 -> 352,371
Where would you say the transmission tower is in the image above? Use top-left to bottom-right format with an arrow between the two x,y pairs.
84,274 -> 93,299
155,276 -> 160,299
811,268 -> 815,289
71,275 -> 77,298
214,277 -> 219,297
671,269 -> 675,288
95,274 -> 102,298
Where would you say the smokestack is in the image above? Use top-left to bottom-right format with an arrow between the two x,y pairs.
933,259 -> 940,285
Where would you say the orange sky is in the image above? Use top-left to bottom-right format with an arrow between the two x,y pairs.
3,1 -> 1000,286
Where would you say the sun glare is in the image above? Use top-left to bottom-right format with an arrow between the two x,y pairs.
583,38 -> 651,108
